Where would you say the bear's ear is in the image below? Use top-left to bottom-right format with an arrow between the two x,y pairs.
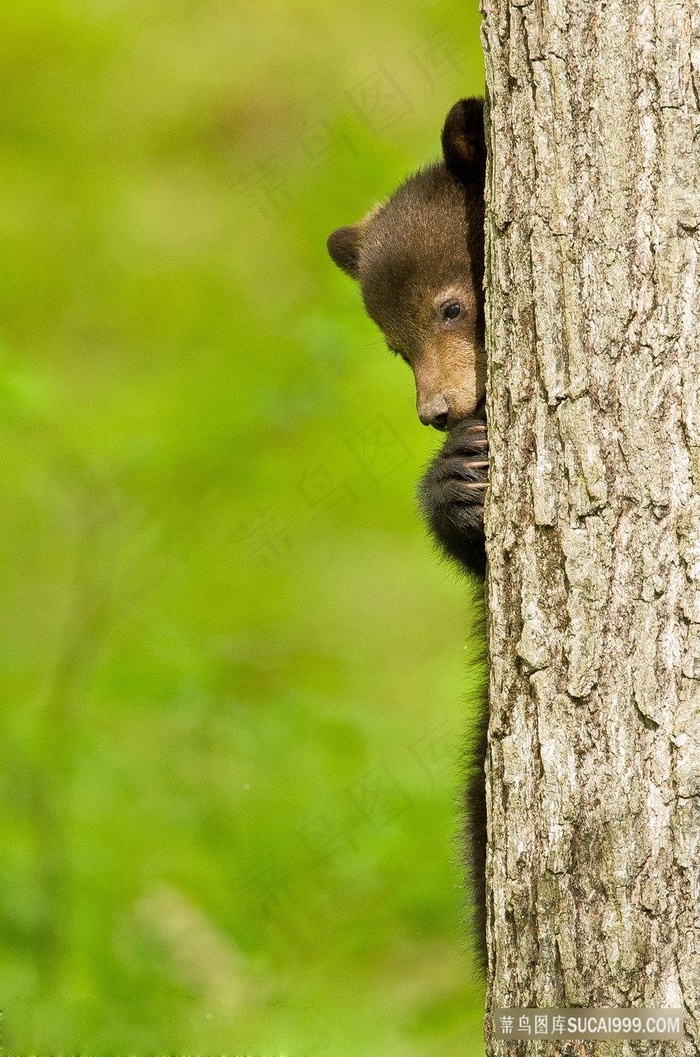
327,224 -> 364,279
441,97 -> 486,188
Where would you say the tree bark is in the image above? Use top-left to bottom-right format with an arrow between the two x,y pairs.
480,0 -> 700,1052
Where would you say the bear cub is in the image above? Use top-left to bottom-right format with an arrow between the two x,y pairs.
327,98 -> 489,969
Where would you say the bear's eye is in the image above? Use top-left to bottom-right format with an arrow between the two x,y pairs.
442,302 -> 461,321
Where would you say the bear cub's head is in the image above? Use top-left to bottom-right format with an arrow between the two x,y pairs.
327,98 -> 486,431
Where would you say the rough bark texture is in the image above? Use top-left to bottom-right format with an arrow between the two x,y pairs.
480,0 -> 700,1052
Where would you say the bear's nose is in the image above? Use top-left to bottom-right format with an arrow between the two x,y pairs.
418,395 -> 450,431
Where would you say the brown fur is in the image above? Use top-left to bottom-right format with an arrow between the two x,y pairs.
328,98 -> 486,430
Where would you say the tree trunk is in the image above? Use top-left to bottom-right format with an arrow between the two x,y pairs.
480,0 -> 700,1052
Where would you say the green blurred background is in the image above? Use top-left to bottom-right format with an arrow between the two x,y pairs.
0,1 -> 485,1053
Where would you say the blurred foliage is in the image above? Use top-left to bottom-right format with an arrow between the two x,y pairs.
0,0 -> 485,1054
